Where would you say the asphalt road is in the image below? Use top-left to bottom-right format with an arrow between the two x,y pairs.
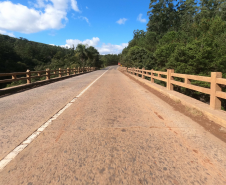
0,68 -> 110,160
0,66 -> 226,184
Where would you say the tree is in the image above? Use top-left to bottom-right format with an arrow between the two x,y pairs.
75,44 -> 89,67
86,46 -> 100,67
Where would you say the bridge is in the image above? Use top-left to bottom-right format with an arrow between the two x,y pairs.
0,66 -> 226,184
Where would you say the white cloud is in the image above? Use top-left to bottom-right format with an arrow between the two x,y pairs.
62,37 -> 128,54
116,18 -> 127,25
63,37 -> 100,48
0,0 -> 80,34
78,16 -> 90,25
0,29 -> 15,37
86,6 -> 88,9
137,14 -> 146,23
97,43 -> 128,55
71,0 -> 80,12
34,0 -> 46,8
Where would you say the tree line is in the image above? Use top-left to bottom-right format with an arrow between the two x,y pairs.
120,0 -> 226,110
0,34 -> 119,88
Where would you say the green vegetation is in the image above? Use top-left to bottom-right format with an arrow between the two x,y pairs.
120,0 -> 226,110
0,35 -> 119,88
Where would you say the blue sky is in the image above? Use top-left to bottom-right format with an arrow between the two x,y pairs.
0,0 -> 150,54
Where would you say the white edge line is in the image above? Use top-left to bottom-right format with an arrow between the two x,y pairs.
0,67 -> 110,171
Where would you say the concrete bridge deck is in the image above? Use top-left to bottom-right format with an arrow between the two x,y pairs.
0,66 -> 226,184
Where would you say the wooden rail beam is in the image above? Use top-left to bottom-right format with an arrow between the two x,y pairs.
122,66 -> 226,110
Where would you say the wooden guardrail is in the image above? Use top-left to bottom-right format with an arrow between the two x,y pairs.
125,67 -> 226,110
0,67 -> 96,88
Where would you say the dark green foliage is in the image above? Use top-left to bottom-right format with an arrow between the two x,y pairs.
120,0 -> 226,110
0,35 -> 118,88
99,54 -> 120,67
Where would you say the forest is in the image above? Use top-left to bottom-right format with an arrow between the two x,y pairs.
119,0 -> 226,110
0,34 -> 119,88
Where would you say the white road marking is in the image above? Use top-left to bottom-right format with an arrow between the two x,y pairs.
76,69 -> 109,98
0,68 -> 110,171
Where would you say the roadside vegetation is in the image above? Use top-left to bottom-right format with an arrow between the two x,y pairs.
0,35 -> 119,88
120,0 -> 226,110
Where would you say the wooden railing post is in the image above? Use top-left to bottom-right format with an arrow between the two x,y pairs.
167,69 -> 174,90
185,77 -> 191,84
151,69 -> 154,83
78,67 -> 80,74
46,69 -> 50,80
67,68 -> 70,76
59,68 -> 62,77
210,72 -> 222,110
142,68 -> 145,79
26,69 -> 31,84
12,74 -> 17,81
136,68 -> 139,76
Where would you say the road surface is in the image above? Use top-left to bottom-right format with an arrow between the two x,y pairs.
0,66 -> 226,184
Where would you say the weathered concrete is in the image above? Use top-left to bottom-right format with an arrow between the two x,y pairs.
0,68 -> 108,160
125,70 -> 226,128
0,66 -> 226,184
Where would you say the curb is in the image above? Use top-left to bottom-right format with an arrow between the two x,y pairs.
123,71 -> 226,128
